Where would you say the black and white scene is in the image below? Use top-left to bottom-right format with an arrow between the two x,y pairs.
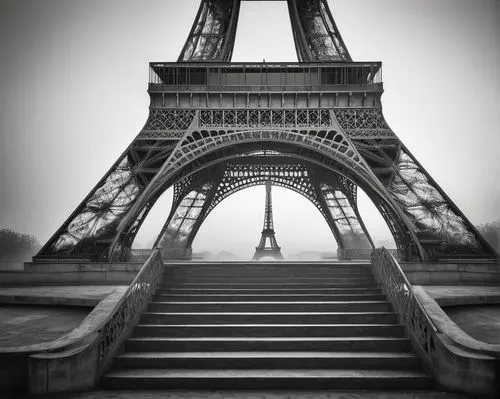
0,0 -> 499,398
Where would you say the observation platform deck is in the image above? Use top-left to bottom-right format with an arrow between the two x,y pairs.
147,62 -> 383,109
149,62 -> 382,92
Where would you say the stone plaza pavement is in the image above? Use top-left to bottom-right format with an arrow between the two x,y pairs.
0,305 -> 89,347
0,282 -> 496,398
0,286 -> 126,348
0,390 -> 469,399
417,285 -> 500,344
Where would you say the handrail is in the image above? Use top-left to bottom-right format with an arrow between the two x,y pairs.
374,248 -> 437,329
96,248 -> 164,372
371,247 -> 438,370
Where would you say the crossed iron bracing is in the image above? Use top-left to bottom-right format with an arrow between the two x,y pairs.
36,0 -> 498,262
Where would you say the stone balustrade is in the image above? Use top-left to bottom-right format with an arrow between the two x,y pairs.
27,249 -> 164,394
372,247 -> 499,398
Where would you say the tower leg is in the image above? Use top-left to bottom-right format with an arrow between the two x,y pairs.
154,183 -> 214,260
178,0 -> 241,62
35,150 -> 146,261
310,170 -> 374,259
154,169 -> 223,260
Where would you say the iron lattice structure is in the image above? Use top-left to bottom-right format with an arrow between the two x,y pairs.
252,181 -> 284,261
37,0 -> 498,262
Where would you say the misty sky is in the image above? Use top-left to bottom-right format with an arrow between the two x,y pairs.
0,0 -> 499,258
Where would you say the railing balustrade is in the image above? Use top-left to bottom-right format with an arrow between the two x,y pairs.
149,62 -> 382,87
97,248 -> 164,372
371,247 -> 438,372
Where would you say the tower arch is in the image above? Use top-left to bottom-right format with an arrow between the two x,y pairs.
152,154 -> 375,259
108,133 -> 420,261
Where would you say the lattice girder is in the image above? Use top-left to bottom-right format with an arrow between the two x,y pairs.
178,0 -> 240,62
199,109 -> 334,129
330,106 -> 497,260
36,150 -> 143,260
36,111 -> 193,261
153,166 -> 225,259
179,0 -> 350,63
332,108 -> 396,140
287,0 -> 351,62
386,146 -> 490,259
158,182 -> 215,259
315,174 -> 373,250
140,109 -> 197,139
207,156 -> 320,212
121,126 -> 368,225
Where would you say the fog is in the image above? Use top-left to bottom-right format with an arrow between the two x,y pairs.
0,0 -> 499,258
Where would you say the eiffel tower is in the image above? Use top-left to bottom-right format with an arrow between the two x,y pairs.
36,0 -> 498,263
253,181 -> 284,261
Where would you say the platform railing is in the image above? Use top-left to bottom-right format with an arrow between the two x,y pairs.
149,62 -> 382,87
371,247 -> 438,372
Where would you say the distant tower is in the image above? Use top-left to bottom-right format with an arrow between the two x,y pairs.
253,181 -> 284,261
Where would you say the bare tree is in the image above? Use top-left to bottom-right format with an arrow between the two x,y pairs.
0,229 -> 40,261
476,221 -> 500,253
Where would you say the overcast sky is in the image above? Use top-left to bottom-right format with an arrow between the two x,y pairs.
0,0 -> 499,258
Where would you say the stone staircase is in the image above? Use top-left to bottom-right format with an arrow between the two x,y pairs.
102,262 -> 433,389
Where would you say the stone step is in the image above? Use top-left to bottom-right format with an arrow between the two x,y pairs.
101,261 -> 433,392
113,351 -> 420,370
162,275 -> 375,281
148,301 -> 392,313
164,273 -> 374,280
166,276 -> 375,284
125,336 -> 412,352
163,270 -> 374,278
164,264 -> 369,271
133,323 -> 405,337
101,368 -> 433,390
165,265 -> 371,270
153,293 -> 387,302
140,312 -> 397,325
156,287 -> 382,295
160,281 -> 378,289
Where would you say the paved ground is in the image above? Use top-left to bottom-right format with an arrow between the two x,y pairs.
0,305 -> 89,347
445,304 -> 500,344
0,285 -> 123,302
421,285 -> 500,345
0,261 -> 24,271
1,390 -> 470,399
0,286 -> 129,348
423,285 -> 500,304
